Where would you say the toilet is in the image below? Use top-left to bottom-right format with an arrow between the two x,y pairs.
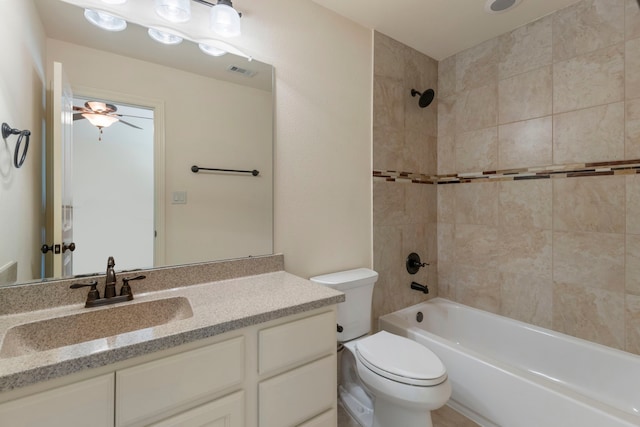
310,268 -> 451,427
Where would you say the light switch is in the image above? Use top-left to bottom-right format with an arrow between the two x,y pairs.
172,191 -> 187,204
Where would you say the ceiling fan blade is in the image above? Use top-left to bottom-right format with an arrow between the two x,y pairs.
118,114 -> 153,120
118,119 -> 143,130
73,112 -> 86,121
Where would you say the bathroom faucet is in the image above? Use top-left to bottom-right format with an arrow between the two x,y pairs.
70,256 -> 146,308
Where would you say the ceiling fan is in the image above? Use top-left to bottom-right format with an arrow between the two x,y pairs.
73,101 -> 147,140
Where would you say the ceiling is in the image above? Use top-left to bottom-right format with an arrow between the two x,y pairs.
311,0 -> 584,60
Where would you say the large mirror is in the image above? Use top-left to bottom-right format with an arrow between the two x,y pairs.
0,0 -> 273,286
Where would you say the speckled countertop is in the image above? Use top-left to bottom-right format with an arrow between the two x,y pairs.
0,256 -> 344,392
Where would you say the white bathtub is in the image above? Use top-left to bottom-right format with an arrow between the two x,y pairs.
379,298 -> 640,427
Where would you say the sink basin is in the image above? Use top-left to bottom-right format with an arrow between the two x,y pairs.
0,297 -> 193,358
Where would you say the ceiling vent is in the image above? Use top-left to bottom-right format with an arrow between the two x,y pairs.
484,0 -> 522,14
227,65 -> 256,78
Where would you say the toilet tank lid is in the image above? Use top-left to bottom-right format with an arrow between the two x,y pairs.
310,268 -> 378,290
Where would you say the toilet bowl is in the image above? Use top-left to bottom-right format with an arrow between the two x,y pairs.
310,269 -> 451,427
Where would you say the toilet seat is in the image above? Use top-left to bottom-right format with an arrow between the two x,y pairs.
355,331 -> 447,387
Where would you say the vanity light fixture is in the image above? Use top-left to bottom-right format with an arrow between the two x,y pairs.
84,9 -> 127,31
148,28 -> 184,45
209,0 -> 241,38
154,0 -> 192,23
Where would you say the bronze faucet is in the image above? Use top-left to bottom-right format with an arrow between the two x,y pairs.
70,256 -> 146,308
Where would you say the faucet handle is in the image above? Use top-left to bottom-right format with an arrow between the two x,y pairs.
70,281 -> 100,303
120,275 -> 146,297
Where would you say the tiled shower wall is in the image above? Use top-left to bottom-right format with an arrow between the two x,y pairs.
372,32 -> 438,326
437,0 -> 640,354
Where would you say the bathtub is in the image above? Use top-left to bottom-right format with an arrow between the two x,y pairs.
379,298 -> 640,427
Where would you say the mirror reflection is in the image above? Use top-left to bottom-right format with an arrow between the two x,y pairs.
0,0 -> 274,286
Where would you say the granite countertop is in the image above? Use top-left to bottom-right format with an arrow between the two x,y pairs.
0,270 -> 344,392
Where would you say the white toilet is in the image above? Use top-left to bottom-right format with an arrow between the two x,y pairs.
310,268 -> 451,427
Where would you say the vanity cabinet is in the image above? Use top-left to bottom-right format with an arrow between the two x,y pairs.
0,306 -> 337,427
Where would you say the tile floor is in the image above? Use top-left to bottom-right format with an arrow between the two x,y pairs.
338,401 -> 480,427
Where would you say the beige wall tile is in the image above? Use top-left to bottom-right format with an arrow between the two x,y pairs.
552,0 -> 624,62
373,76 -> 405,129
499,15 -> 552,79
553,102 -> 625,163
454,224 -> 498,269
454,182 -> 499,226
403,130 -> 432,174
373,125 -> 403,171
498,66 -> 552,124
499,179 -> 552,230
405,183 -> 436,224
438,94 -> 456,140
373,181 -> 405,226
626,0 -> 640,41
437,135 -> 456,175
455,127 -> 498,173
436,260 -> 455,299
501,272 -> 552,329
372,225 -> 404,324
456,38 -> 498,92
625,234 -> 640,294
626,294 -> 640,355
626,174 -> 640,234
438,222 -> 455,263
373,31 -> 406,78
498,116 -> 552,169
499,228 -> 552,279
455,84 -> 498,133
553,44 -> 624,114
553,175 -> 626,233
406,46 -> 438,99
437,185 -> 456,224
455,265 -> 500,313
553,231 -> 625,292
552,282 -> 625,350
438,55 -> 456,98
625,99 -> 640,158
626,38 -> 640,100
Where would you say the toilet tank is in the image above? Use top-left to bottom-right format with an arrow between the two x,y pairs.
310,268 -> 378,342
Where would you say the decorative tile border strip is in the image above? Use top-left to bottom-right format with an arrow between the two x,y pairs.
373,159 -> 640,185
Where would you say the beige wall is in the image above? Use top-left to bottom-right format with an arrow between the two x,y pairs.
0,0 -> 45,283
372,32 -> 438,324
235,0 -> 374,278
436,0 -> 640,354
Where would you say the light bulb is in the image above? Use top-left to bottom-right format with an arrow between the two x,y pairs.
148,28 -> 183,45
199,43 -> 227,57
210,3 -> 241,38
84,9 -> 127,31
154,0 -> 191,23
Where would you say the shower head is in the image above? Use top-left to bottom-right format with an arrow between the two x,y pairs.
411,88 -> 435,108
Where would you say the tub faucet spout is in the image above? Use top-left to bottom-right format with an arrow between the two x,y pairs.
410,281 -> 429,294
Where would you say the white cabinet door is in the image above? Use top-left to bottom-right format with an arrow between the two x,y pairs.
116,336 -> 244,427
259,355 -> 336,427
298,409 -> 336,427
0,374 -> 114,427
149,391 -> 244,427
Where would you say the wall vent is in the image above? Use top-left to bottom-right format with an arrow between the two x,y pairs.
227,65 -> 257,78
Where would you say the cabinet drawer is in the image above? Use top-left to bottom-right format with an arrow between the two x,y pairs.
259,355 -> 336,427
298,409 -> 336,427
259,310 -> 335,375
149,391 -> 244,427
0,374 -> 114,427
116,336 -> 244,427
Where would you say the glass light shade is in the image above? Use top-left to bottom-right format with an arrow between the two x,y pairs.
82,113 -> 119,128
148,28 -> 183,45
210,4 -> 241,37
198,43 -> 227,57
84,9 -> 127,31
154,0 -> 191,23
101,0 -> 128,4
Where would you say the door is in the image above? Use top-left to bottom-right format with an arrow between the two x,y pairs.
45,61 -> 74,278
